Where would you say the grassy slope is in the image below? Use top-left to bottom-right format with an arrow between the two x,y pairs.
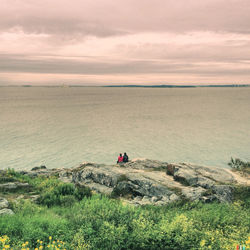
0,170 -> 250,250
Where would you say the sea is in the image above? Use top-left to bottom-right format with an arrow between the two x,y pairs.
0,86 -> 249,170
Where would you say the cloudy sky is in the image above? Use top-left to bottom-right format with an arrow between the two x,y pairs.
0,0 -> 250,85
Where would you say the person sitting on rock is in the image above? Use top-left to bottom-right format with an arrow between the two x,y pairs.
117,153 -> 123,164
123,152 -> 129,163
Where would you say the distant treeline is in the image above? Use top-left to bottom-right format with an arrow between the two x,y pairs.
1,84 -> 250,88
103,84 -> 250,88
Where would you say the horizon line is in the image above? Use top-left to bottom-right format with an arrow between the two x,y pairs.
1,84 -> 250,88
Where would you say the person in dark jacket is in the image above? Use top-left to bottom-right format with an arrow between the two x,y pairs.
117,153 -> 123,163
123,152 -> 129,163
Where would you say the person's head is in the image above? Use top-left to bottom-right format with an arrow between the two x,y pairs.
120,153 -> 122,157
124,152 -> 127,156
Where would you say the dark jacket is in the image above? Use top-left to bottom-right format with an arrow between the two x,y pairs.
123,154 -> 129,162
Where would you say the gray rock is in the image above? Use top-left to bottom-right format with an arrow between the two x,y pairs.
151,196 -> 161,202
125,159 -> 169,170
194,166 -> 235,184
16,195 -> 25,200
155,200 -> 167,206
166,164 -> 176,176
59,170 -> 72,183
133,196 -> 142,202
0,182 -> 17,190
182,187 -> 206,201
30,195 -> 40,202
140,196 -> 152,205
72,164 -> 119,188
0,197 -> 9,209
5,158 -> 244,206
112,181 -> 141,197
0,208 -> 14,215
0,182 -> 30,192
200,196 -> 217,203
170,163 -> 220,188
169,193 -> 180,202
196,177 -> 215,189
212,185 -> 234,203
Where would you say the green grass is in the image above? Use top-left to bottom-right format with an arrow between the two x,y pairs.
0,169 -> 250,249
1,194 -> 250,249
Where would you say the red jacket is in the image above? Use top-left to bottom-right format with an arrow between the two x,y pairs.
118,156 -> 123,163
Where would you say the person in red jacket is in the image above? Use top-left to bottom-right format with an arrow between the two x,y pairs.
117,153 -> 123,163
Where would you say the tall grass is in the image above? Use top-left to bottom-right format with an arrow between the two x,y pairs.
1,168 -> 249,249
0,195 -> 249,249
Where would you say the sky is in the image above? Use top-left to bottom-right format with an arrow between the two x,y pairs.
0,0 -> 250,85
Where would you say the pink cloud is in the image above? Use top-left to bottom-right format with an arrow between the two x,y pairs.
0,0 -> 250,85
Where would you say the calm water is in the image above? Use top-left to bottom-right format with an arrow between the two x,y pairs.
0,87 -> 249,170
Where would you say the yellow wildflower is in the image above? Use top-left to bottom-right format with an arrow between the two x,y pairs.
35,248 -> 38,250
4,246 -> 10,249
49,236 -> 52,240
200,240 -> 206,247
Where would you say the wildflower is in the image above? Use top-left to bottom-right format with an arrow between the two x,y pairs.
49,236 -> 52,240
200,240 -> 206,247
39,246 -> 43,249
37,240 -> 40,243
35,248 -> 38,250
25,241 -> 29,245
22,243 -> 26,247
40,241 -> 43,244
4,245 -> 10,249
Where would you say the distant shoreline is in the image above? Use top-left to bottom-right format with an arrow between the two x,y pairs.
1,84 -> 250,88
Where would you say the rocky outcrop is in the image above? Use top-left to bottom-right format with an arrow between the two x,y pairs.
167,163 -> 235,187
0,197 -> 9,209
0,197 -> 14,215
0,208 -> 14,215
0,182 -> 31,192
1,159 -> 248,206
66,159 -> 248,205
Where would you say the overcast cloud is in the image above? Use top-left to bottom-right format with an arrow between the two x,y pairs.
0,0 -> 250,85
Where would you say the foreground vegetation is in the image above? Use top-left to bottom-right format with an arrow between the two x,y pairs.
0,169 -> 250,249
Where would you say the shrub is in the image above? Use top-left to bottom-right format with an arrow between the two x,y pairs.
228,157 -> 250,174
74,184 -> 92,200
38,179 -> 92,207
